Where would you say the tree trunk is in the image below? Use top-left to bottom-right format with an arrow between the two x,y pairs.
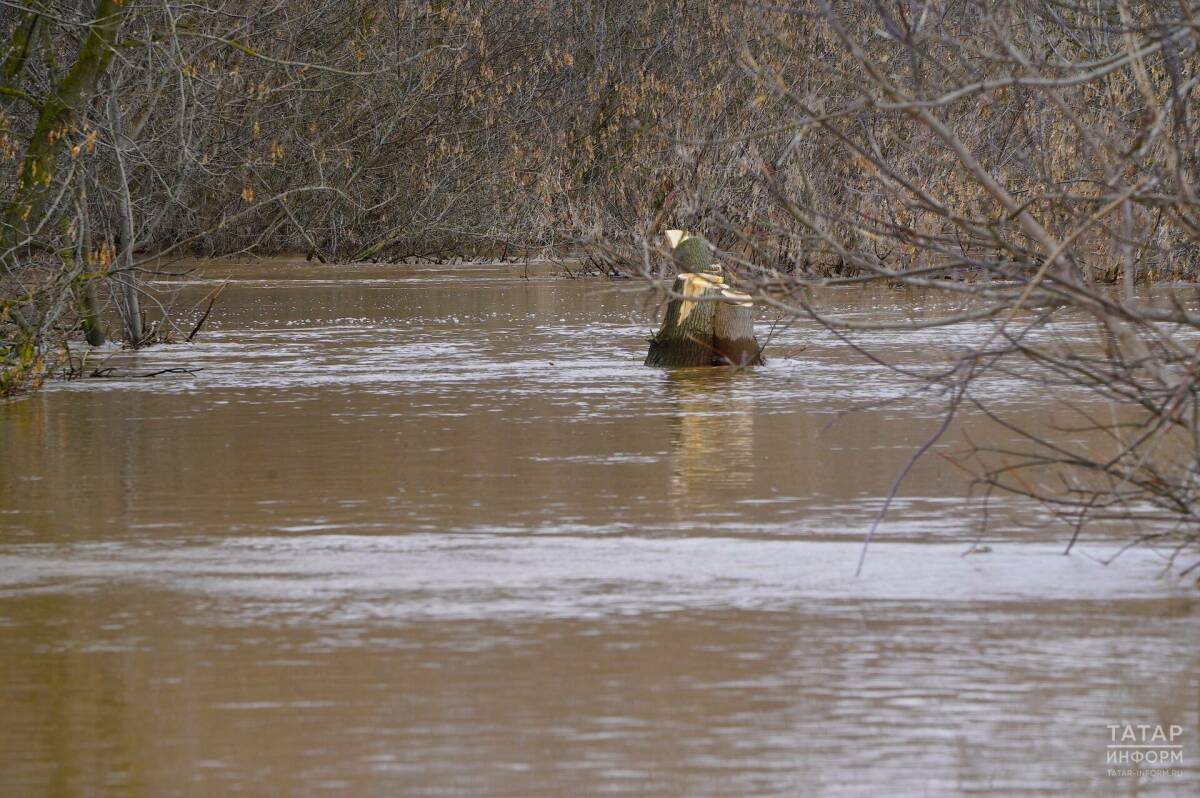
713,292 -> 763,366
110,97 -> 143,346
75,278 -> 106,346
645,273 -> 723,366
645,274 -> 764,367
2,0 -> 124,242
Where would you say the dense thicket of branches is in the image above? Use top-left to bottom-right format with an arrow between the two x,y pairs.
630,1 -> 1200,565
2,1 -> 1200,561
1,0 -> 760,389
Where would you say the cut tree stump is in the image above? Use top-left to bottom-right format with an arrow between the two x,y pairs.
712,290 -> 762,367
645,233 -> 764,367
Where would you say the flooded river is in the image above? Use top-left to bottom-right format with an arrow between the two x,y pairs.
1,259 -> 1197,796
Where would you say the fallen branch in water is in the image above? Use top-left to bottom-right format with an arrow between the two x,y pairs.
188,281 -> 228,342
90,367 -> 202,379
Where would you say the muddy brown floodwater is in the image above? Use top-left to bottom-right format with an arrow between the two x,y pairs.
1,259 -> 1198,797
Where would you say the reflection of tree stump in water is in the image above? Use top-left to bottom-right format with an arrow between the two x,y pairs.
645,234 -> 764,367
667,370 -> 755,512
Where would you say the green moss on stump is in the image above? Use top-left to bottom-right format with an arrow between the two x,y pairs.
673,236 -> 719,274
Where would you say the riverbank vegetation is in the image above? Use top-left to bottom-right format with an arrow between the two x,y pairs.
2,1 -> 1199,562
670,1 -> 1200,568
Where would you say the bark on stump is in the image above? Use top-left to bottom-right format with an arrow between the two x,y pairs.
645,273 -> 764,367
712,293 -> 762,367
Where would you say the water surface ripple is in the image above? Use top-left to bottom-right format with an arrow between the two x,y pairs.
1,260 -> 1196,797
